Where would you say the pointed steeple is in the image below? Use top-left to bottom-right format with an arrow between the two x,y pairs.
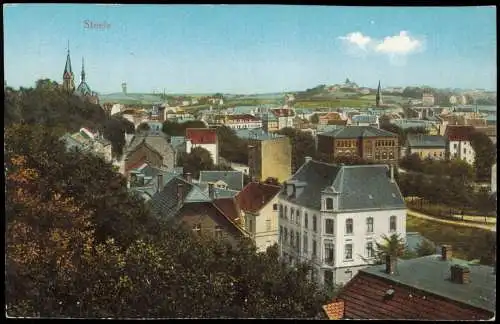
376,80 -> 382,108
81,57 -> 86,82
63,40 -> 75,93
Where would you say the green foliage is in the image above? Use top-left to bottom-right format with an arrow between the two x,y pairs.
102,116 -> 135,158
416,239 -> 436,257
136,122 -> 151,132
162,120 -> 206,137
470,131 -> 496,181
178,147 -> 215,179
277,127 -> 316,171
216,126 -> 249,164
374,234 -> 407,262
6,122 -> 330,318
309,113 -> 319,124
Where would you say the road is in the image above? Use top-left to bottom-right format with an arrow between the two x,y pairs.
407,209 -> 496,232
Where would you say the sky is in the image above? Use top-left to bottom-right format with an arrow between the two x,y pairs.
4,4 -> 497,94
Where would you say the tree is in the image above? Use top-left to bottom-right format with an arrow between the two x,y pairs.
470,131 -> 496,181
333,155 -> 371,165
216,126 -> 248,165
374,234 -> 407,264
178,147 -> 215,179
162,120 -> 206,137
277,127 -> 316,171
136,123 -> 151,132
400,153 -> 423,172
447,159 -> 475,184
103,116 -> 136,158
309,114 -> 319,124
416,239 -> 436,257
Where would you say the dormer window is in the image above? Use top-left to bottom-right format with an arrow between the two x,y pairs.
326,198 -> 334,210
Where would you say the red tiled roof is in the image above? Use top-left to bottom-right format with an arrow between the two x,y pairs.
319,112 -> 343,120
236,182 -> 281,213
323,300 -> 345,320
337,272 -> 492,320
213,197 -> 241,222
444,125 -> 476,141
186,128 -> 218,144
125,158 -> 148,173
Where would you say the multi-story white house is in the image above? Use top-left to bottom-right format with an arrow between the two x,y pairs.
277,158 -> 406,287
270,108 -> 295,130
444,125 -> 477,165
213,114 -> 263,130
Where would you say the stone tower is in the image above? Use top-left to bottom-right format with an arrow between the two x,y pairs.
376,80 -> 382,108
62,42 -> 75,93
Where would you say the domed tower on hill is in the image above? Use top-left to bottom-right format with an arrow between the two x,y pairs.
62,42 -> 75,93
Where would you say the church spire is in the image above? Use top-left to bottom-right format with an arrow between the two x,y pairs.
81,57 -> 86,82
63,40 -> 75,93
376,80 -> 382,108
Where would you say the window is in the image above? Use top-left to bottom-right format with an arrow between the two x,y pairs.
324,241 -> 335,264
284,227 -> 288,243
313,215 -> 318,232
273,203 -> 278,211
290,208 -> 295,223
215,225 -> 223,239
279,226 -> 283,243
454,143 -> 458,149
375,151 -> 380,160
325,219 -> 334,234
366,242 -> 374,258
324,270 -> 334,288
303,232 -> 308,254
346,218 -> 353,234
344,244 -> 353,260
325,198 -> 334,210
279,204 -> 283,218
290,231 -> 295,247
266,219 -> 272,231
296,232 -> 300,253
296,210 -> 300,225
382,151 -> 387,160
366,217 -> 374,233
312,240 -> 317,258
390,216 -> 397,232
193,224 -> 201,234
248,219 -> 253,233
389,151 -> 394,159
284,206 -> 288,220
304,213 -> 309,229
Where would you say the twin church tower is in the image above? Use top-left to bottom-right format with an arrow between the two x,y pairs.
62,42 -> 99,104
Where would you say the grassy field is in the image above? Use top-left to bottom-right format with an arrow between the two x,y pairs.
295,99 -> 373,109
406,214 -> 494,263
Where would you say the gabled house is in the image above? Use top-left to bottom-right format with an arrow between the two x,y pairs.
121,131 -> 176,175
444,125 -> 477,165
270,108 -> 295,130
60,127 -> 112,162
147,172 -> 249,245
404,134 -> 447,160
185,128 -> 219,165
351,114 -> 379,128
335,246 -> 495,320
235,181 -> 282,252
199,170 -> 244,191
278,159 -> 406,287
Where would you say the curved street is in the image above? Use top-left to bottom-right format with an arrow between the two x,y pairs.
407,209 -> 496,232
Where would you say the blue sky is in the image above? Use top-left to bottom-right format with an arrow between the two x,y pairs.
4,4 -> 497,94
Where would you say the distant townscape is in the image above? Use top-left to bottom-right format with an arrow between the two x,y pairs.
5,34 -> 497,321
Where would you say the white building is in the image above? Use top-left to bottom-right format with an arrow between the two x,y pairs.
230,162 -> 250,176
214,114 -> 263,130
277,159 -> 406,287
185,128 -> 219,165
422,93 -> 435,107
444,125 -> 477,165
270,108 -> 295,130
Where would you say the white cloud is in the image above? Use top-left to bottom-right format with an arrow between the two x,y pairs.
375,31 -> 423,55
338,32 -> 372,51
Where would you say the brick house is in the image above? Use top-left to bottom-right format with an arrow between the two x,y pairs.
316,126 -> 399,164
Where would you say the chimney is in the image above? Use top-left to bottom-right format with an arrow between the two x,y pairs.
450,264 -> 470,284
441,245 -> 452,261
177,183 -> 184,205
185,172 -> 192,183
208,183 -> 215,199
157,173 -> 163,193
305,156 -> 312,164
385,255 -> 396,275
390,164 -> 395,183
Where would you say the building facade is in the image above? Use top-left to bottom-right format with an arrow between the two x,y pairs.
316,126 -> 400,164
185,128 -> 219,165
444,125 -> 477,165
213,114 -> 263,130
278,160 -> 407,287
247,133 -> 292,183
405,134 -> 447,160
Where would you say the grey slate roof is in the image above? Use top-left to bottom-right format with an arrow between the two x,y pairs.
126,132 -> 176,168
197,182 -> 240,198
199,170 -> 244,191
352,114 -> 378,123
361,255 -> 496,313
170,136 -> 187,149
405,232 -> 436,253
406,134 -> 446,148
319,126 -> 397,139
280,160 -> 406,211
234,128 -> 285,141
